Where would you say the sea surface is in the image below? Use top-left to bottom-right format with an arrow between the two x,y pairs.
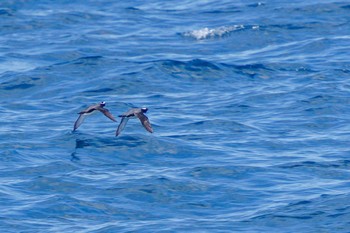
1,0 -> 350,232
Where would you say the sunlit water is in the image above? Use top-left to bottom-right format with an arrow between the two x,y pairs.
1,1 -> 350,232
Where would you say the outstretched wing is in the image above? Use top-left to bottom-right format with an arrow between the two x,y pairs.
99,108 -> 117,122
73,114 -> 86,131
136,113 -> 153,133
116,117 -> 129,136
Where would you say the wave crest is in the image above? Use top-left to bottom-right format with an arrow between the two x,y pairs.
183,25 -> 246,40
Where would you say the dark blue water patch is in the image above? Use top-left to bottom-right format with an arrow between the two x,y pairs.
201,7 -> 241,14
0,8 -> 14,16
109,135 -> 149,148
83,87 -> 114,93
245,193 -> 350,231
1,75 -> 39,90
53,55 -> 105,67
70,56 -> 104,65
124,6 -> 141,11
71,135 -> 134,150
1,0 -> 350,232
153,58 -> 264,86
278,160 -> 350,170
229,63 -> 275,76
160,59 -> 221,72
269,23 -> 311,30
301,94 -> 340,105
247,2 -> 266,8
3,82 -> 35,90
187,59 -> 221,70
340,4 -> 350,9
272,161 -> 350,185
219,62 -> 282,79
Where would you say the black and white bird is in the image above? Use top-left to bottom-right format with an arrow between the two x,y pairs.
73,101 -> 117,131
116,107 -> 153,136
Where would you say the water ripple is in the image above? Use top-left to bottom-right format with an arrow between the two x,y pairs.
1,0 -> 349,232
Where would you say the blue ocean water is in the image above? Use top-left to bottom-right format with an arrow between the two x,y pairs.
1,0 -> 350,232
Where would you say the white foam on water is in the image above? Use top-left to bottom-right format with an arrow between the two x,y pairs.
184,25 -> 245,40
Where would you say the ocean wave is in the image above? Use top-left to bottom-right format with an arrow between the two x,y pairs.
1,0 -> 349,232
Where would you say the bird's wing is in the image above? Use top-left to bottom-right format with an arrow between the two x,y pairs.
136,112 -> 153,133
73,114 -> 86,131
116,117 -> 129,136
118,109 -> 135,118
99,107 -> 117,122
79,104 -> 97,114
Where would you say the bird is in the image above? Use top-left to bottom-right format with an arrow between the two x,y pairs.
116,107 -> 153,136
73,101 -> 117,131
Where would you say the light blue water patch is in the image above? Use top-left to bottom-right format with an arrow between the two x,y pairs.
1,0 -> 350,232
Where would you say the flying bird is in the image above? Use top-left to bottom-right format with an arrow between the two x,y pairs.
116,107 -> 153,136
73,101 -> 117,131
